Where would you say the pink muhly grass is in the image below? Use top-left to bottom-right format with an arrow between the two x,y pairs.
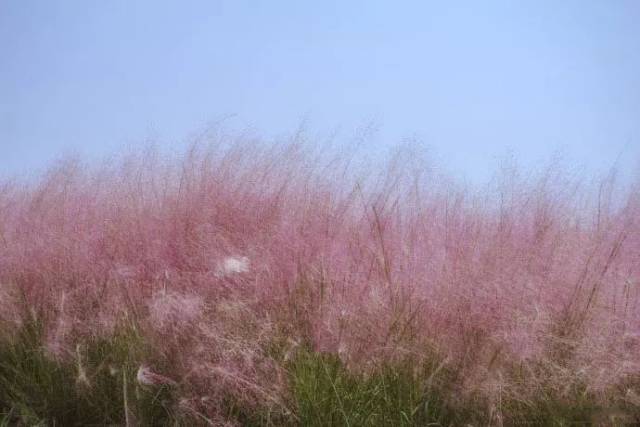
136,364 -> 177,387
216,256 -> 250,277
0,134 -> 638,420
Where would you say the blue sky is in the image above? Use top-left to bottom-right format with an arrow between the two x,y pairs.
1,1 -> 639,181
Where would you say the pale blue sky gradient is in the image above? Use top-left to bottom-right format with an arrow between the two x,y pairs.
1,1 -> 639,181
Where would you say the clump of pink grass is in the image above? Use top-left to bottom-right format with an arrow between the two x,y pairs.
0,132 -> 638,420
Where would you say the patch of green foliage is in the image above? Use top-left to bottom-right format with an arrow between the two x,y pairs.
0,316 -> 184,426
501,383 -> 601,426
287,349 -> 458,426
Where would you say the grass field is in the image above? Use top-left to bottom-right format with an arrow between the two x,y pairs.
0,137 -> 639,425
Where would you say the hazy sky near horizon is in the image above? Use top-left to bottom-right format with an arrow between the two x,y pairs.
1,1 -> 639,182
